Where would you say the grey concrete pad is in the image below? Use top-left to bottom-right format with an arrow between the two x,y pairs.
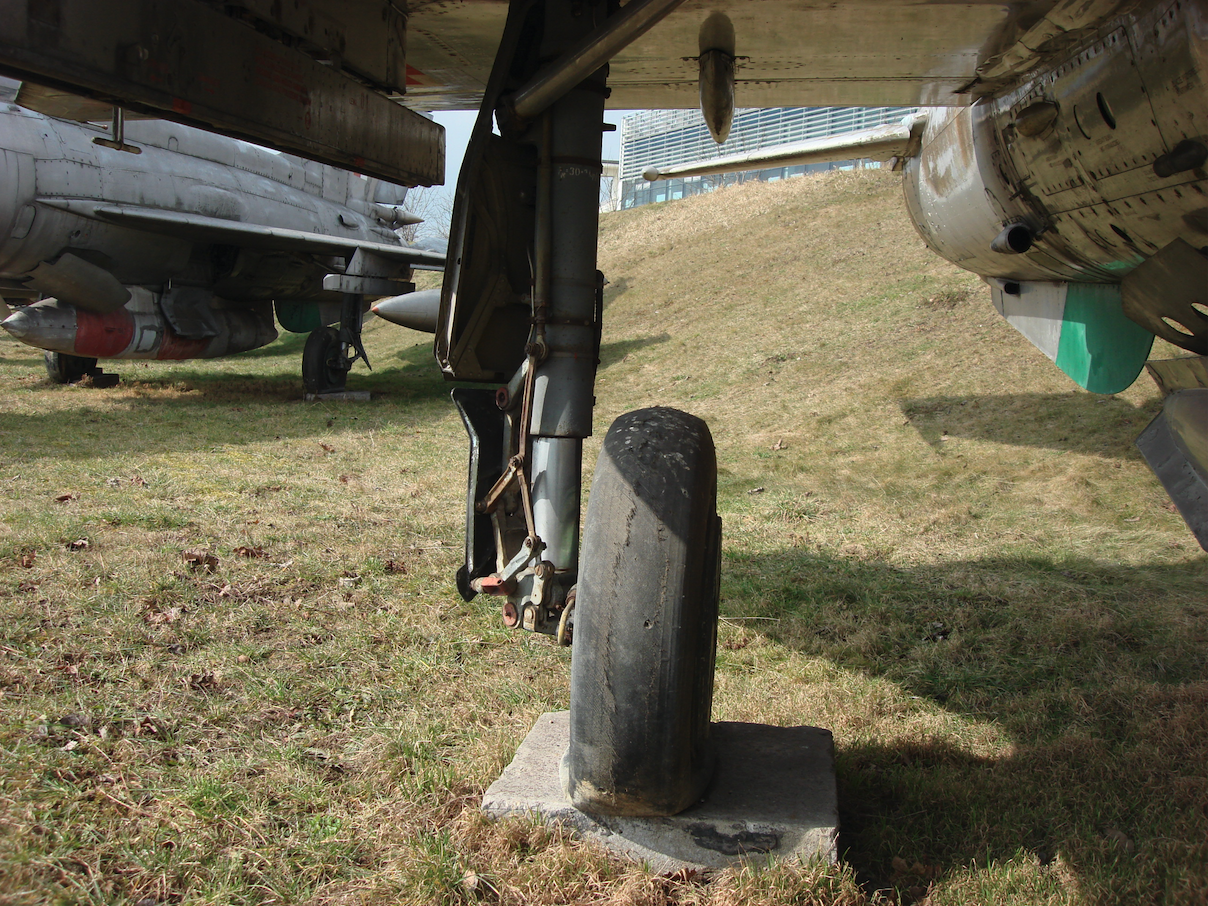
482,711 -> 837,873
304,390 -> 371,402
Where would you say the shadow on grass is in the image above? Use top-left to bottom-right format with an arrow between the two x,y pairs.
901,392 -> 1162,460
722,546 -> 1208,899
599,332 -> 671,369
603,275 -> 634,309
0,360 -> 465,461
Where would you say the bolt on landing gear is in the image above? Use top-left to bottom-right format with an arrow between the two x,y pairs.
438,0 -> 720,817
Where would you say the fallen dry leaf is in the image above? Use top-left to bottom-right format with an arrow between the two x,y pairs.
66,539 -> 90,551
383,559 -> 407,574
187,671 -> 221,691
183,551 -> 219,572
132,717 -> 162,737
319,442 -> 335,454
662,867 -> 699,883
234,546 -> 266,559
890,855 -> 941,882
460,870 -> 498,898
142,605 -> 182,625
18,551 -> 35,568
55,492 -> 79,503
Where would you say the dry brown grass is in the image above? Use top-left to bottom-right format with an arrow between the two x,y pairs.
1,168 -> 1205,905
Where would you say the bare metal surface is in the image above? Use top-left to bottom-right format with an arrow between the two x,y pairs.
902,2 -> 1208,287
1137,390 -> 1208,551
697,49 -> 736,144
370,290 -> 443,333
506,0 -> 690,123
0,94 -> 442,375
1122,239 -> 1208,355
530,438 -> 582,571
1146,357 -> 1208,397
25,253 -> 131,314
407,0 -> 1064,110
1,1 -> 1143,117
643,120 -> 917,180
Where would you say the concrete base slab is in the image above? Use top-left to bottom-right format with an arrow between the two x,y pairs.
304,390 -> 371,402
483,711 -> 837,873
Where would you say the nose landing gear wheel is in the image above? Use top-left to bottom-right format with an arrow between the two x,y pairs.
44,352 -> 98,385
302,326 -> 349,395
563,407 -> 721,817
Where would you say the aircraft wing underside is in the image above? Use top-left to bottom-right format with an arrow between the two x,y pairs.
38,201 -> 449,269
402,0 -> 1129,110
0,0 -> 1139,186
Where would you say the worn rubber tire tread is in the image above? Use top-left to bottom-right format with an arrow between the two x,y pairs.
44,352 -> 97,384
563,406 -> 720,817
302,327 -> 346,394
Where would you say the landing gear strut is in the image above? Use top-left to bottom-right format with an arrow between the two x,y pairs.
438,0 -> 721,817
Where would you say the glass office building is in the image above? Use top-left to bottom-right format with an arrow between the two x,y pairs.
611,106 -> 915,210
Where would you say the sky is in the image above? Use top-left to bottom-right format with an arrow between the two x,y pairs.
420,109 -> 635,233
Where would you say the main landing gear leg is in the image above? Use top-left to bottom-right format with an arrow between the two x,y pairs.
443,0 -> 721,819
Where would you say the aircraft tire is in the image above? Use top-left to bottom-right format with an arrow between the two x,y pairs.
562,407 -> 720,816
44,352 -> 97,384
302,327 -> 348,395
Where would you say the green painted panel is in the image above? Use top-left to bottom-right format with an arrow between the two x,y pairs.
1054,284 -> 1154,394
275,300 -> 323,334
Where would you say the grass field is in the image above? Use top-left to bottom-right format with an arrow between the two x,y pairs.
1,169 -> 1205,905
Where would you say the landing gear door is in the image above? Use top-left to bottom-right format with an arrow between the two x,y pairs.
435,133 -> 536,383
435,0 -> 541,384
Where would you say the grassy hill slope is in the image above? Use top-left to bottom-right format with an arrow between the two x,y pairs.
0,169 -> 1204,905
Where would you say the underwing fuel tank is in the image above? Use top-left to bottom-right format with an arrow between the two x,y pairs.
1,289 -> 277,360
369,289 -> 442,333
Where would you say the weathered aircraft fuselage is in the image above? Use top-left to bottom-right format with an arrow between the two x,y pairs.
903,2 -> 1207,286
0,99 -> 407,304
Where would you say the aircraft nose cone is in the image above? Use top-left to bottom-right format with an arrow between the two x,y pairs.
1,307 -> 30,339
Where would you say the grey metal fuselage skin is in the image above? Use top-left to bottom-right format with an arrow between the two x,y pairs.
903,0 -> 1206,285
0,88 -> 415,359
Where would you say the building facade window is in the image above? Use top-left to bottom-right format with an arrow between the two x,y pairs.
609,106 -> 915,211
